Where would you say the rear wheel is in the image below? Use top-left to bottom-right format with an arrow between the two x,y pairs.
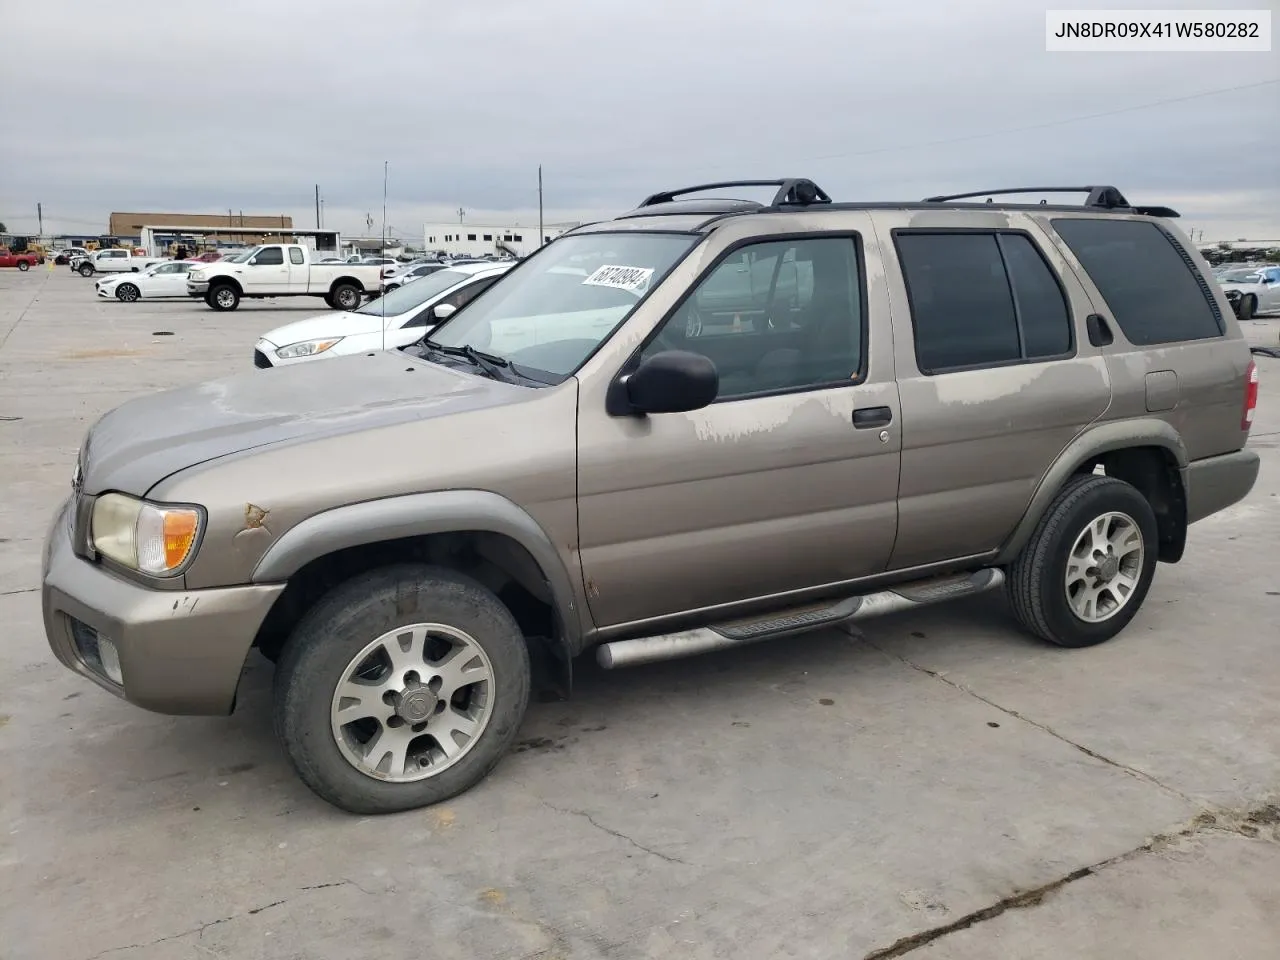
1007,474 -> 1158,648
208,283 -> 240,311
274,565 -> 531,814
331,283 -> 361,310
115,283 -> 140,302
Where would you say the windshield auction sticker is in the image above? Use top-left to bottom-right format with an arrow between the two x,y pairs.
582,264 -> 654,293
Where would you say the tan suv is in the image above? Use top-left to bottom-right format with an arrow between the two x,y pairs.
42,179 -> 1261,813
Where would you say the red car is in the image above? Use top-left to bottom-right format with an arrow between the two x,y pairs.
193,251 -> 224,262
0,248 -> 40,271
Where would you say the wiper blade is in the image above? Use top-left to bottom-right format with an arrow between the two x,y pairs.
423,339 -> 510,380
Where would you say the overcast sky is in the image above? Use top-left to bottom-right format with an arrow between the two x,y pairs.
1,0 -> 1276,242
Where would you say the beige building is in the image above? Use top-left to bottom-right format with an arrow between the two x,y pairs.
108,212 -> 295,245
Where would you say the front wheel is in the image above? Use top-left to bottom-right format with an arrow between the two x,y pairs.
1007,474 -> 1158,648
207,284 -> 240,311
17,261 -> 30,272
115,283 -> 140,302
274,565 -> 531,814
78,263 -> 94,277
1237,295 -> 1255,322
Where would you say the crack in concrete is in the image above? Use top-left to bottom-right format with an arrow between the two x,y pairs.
864,640 -> 1199,805
1,587 -> 38,596
541,800 -> 689,865
863,803 -> 1279,959
80,879 -> 373,959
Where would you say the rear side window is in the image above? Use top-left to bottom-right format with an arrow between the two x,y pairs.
1051,218 -> 1223,345
895,231 -> 1073,374
289,246 -> 305,265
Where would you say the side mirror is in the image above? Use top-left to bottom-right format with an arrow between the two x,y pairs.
615,350 -> 718,416
432,303 -> 457,321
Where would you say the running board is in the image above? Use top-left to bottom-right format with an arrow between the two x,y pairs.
596,568 -> 1005,669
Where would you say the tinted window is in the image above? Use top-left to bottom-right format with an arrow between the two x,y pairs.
896,233 -> 1020,372
289,246 -> 305,265
253,247 -> 284,265
1051,218 -> 1222,344
642,237 -> 863,400
1000,234 -> 1072,358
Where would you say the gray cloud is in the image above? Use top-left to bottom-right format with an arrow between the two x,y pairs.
2,0 -> 1276,241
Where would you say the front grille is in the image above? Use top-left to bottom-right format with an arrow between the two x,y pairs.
254,348 -> 272,369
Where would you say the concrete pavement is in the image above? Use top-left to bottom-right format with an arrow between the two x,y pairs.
1,266 -> 1277,960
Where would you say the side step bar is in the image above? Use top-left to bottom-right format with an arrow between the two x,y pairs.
596,568 -> 1005,669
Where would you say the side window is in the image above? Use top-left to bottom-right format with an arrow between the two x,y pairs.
896,233 -> 1021,373
450,275 -> 500,310
1051,218 -> 1223,344
289,247 -> 305,265
895,232 -> 1073,373
641,236 -> 864,400
254,247 -> 284,266
999,234 -> 1072,358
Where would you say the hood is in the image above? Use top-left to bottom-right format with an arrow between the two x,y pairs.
81,351 -> 531,496
258,310 -> 400,348
1219,280 -> 1262,291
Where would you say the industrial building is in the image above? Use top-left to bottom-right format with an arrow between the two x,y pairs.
108,212 -> 295,247
422,220 -> 578,258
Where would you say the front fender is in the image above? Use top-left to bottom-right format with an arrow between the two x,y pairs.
994,418 -> 1188,564
251,489 -> 583,652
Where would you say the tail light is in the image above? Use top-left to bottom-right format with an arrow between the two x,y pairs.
1243,359 -> 1258,430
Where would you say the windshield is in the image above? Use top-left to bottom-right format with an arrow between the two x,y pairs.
218,250 -> 252,264
428,232 -> 697,378
355,268 -> 476,316
1220,269 -> 1261,282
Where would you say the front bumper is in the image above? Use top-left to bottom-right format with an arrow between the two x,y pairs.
187,281 -> 210,297
41,498 -> 284,715
1185,448 -> 1261,524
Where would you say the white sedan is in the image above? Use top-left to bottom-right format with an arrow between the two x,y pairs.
1218,265 -> 1280,320
253,262 -> 510,367
95,261 -> 200,302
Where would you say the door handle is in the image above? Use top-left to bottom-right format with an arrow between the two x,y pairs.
852,406 -> 893,429
1086,313 -> 1113,347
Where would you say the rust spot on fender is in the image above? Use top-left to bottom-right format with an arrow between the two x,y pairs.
235,503 -> 273,542
585,577 -> 600,599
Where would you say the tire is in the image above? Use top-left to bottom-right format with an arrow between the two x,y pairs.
115,283 -> 141,302
331,283 -> 361,311
17,260 -> 30,272
78,263 -> 94,277
274,564 -> 531,815
1007,474 -> 1158,648
1237,295 -> 1255,322
208,283 -> 240,311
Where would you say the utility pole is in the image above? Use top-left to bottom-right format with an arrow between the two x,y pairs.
458,207 -> 465,225
381,161 -> 389,255
37,202 -> 43,237
538,165 -> 544,250
315,184 -> 321,229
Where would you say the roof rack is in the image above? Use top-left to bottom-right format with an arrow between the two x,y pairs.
638,178 -> 833,209
923,185 -> 1179,218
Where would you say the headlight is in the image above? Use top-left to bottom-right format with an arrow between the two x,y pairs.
276,337 -> 343,359
91,493 -> 202,576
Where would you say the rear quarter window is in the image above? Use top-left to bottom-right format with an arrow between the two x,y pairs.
1051,218 -> 1223,345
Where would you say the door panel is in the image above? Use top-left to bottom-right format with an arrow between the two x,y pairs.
575,220 -> 900,628
875,212 -> 1113,569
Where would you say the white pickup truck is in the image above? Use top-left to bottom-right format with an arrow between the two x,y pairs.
186,244 -> 383,312
75,249 -> 164,277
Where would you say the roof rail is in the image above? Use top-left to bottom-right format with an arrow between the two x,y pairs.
639,178 -> 832,209
921,185 -> 1179,218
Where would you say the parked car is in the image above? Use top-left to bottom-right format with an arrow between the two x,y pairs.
41,178 -> 1259,815
191,251 -> 224,263
382,262 -> 449,291
254,262 -> 509,367
0,248 -> 40,271
76,249 -> 162,277
1218,265 -> 1280,320
54,247 -> 90,265
94,260 -> 202,302
186,243 -> 383,311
